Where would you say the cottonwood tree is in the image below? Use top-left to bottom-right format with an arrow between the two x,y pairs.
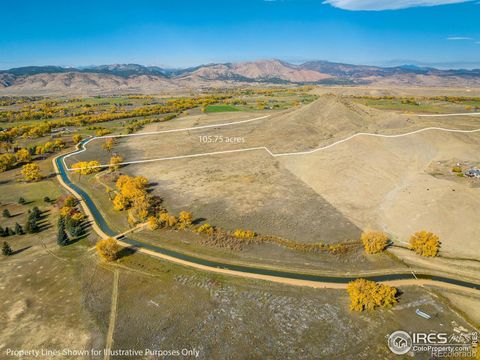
96,238 -> 120,262
21,163 -> 42,182
72,134 -> 83,144
410,231 -> 440,257
15,148 -> 31,163
347,279 -> 398,311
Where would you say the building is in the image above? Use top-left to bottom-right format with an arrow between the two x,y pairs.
464,168 -> 480,178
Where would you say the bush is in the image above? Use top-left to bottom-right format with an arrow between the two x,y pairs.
178,211 -> 193,226
159,212 -> 177,228
347,279 -> 398,311
233,229 -> 256,239
410,231 -> 440,257
18,197 -> 26,205
2,241 -> 13,256
2,209 -> 11,218
361,231 -> 389,254
196,223 -> 214,236
452,166 -> 462,173
64,195 -> 76,207
96,238 -> 120,262
147,216 -> 160,230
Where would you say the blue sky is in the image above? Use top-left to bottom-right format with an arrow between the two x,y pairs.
1,0 -> 479,69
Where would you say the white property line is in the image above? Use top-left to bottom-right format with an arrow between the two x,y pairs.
65,114 -> 480,170
64,115 -> 270,170
417,112 -> 480,117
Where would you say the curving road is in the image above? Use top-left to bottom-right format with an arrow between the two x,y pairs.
54,137 -> 480,293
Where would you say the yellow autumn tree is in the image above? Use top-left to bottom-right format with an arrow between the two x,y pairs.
16,148 -> 31,163
147,216 -> 160,230
0,153 -> 16,172
196,223 -> 214,236
96,238 -> 120,262
233,229 -> 256,239
361,230 -> 389,254
178,211 -> 193,229
72,134 -> 83,144
159,212 -> 177,228
102,138 -> 115,152
21,163 -> 42,182
109,154 -> 123,171
347,279 -> 398,311
113,194 -> 129,211
409,231 -> 440,257
71,160 -> 101,176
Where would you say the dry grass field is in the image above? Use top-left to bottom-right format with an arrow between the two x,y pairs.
69,94 -> 480,263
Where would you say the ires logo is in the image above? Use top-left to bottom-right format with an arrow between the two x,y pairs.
413,332 -> 448,344
388,330 -> 478,357
388,331 -> 413,355
387,331 -> 448,355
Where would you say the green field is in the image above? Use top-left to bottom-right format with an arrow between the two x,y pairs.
351,96 -> 480,114
205,104 -> 241,113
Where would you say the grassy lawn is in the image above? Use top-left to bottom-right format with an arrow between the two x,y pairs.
205,104 -> 241,113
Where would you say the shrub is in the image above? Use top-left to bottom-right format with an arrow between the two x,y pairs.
361,231 -> 389,254
43,196 -> 51,203
179,211 -> 193,225
233,229 -> 256,239
2,209 -> 11,218
159,212 -> 177,228
196,223 -> 214,236
451,166 -> 462,173
347,279 -> 398,311
64,195 -> 76,207
96,238 -> 120,262
147,216 -> 160,230
409,231 -> 440,257
18,197 -> 26,205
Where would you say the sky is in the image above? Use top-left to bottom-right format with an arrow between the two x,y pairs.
1,0 -> 480,69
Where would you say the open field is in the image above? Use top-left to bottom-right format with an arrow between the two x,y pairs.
71,94 -> 480,263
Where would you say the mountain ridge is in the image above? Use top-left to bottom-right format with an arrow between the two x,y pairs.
1,59 -> 480,94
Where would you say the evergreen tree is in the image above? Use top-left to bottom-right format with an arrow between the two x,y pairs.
0,226 -> 5,237
25,217 -> 39,233
31,206 -> 41,220
18,197 -> 26,205
43,196 -> 51,203
2,209 -> 11,218
15,222 -> 23,235
57,219 -> 68,246
2,241 -> 13,256
4,226 -> 12,236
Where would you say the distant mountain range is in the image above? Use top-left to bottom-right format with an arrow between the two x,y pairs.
1,60 -> 480,94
